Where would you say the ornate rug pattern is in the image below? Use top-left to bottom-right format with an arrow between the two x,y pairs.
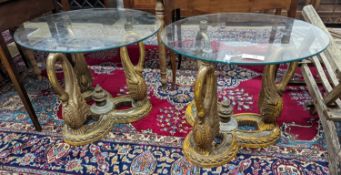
0,45 -> 329,174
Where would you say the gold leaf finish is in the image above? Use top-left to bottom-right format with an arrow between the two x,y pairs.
234,62 -> 298,148
46,53 -> 113,146
104,42 -> 151,123
185,101 -> 196,126
185,62 -> 298,149
183,61 -> 239,167
234,113 -> 280,148
73,53 -> 93,99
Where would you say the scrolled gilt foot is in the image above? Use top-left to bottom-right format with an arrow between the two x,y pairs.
63,114 -> 113,146
233,113 -> 280,148
183,132 -> 239,167
107,96 -> 152,123
47,53 -> 113,146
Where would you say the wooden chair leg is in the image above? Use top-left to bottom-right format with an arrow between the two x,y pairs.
9,29 -> 42,80
8,29 -> 30,68
23,49 -> 42,80
0,67 -> 6,80
156,0 -> 168,88
60,0 -> 70,11
173,8 -> 182,70
170,51 -> 177,89
0,37 -> 41,131
157,34 -> 167,88
177,55 -> 182,69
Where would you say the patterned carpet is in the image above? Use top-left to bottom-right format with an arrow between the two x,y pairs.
0,45 -> 329,174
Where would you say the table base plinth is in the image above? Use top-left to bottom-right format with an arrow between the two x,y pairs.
46,42 -> 151,146
107,96 -> 151,123
185,62 -> 299,152
233,113 -> 280,148
186,105 -> 280,149
183,132 -> 239,168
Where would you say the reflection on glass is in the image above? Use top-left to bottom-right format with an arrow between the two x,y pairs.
194,20 -> 212,54
124,15 -> 140,42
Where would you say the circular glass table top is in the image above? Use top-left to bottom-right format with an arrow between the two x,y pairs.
14,8 -> 160,53
161,13 -> 330,65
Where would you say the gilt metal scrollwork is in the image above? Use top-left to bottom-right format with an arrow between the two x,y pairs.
234,62 -> 298,148
46,53 -> 113,146
105,42 -> 152,123
183,61 -> 239,167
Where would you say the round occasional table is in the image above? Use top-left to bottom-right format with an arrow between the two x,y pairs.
14,8 -> 160,146
161,13 -> 329,167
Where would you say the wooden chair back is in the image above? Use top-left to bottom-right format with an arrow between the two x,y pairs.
164,0 -> 298,24
59,0 -> 112,11
189,0 -> 296,17
0,0 -> 56,32
301,5 -> 341,175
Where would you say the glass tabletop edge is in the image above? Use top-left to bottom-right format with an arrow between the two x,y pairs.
14,27 -> 161,54
160,38 -> 330,66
